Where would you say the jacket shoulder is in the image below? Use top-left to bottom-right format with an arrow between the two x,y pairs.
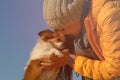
97,1 -> 120,27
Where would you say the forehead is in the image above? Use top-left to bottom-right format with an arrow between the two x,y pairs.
44,32 -> 61,36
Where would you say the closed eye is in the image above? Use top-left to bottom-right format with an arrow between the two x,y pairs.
46,35 -> 53,39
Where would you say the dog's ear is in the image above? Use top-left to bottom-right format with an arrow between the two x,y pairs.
38,29 -> 54,36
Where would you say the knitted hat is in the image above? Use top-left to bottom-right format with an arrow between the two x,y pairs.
43,0 -> 84,30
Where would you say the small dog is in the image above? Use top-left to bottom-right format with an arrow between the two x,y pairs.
23,29 -> 69,80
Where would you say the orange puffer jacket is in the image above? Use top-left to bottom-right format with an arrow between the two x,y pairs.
73,0 -> 120,79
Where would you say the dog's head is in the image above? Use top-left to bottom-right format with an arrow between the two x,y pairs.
38,29 -> 66,49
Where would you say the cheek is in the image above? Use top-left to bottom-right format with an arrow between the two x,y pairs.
59,25 -> 81,36
67,26 -> 81,36
73,26 -> 81,33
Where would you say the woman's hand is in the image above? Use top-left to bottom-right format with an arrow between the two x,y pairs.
40,49 -> 70,69
23,59 -> 45,80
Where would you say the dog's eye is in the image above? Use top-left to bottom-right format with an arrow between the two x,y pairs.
46,35 -> 53,39
54,33 -> 60,37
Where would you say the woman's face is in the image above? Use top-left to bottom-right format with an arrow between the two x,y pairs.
58,19 -> 82,37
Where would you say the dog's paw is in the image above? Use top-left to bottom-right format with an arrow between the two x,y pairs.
49,48 -> 63,57
55,51 -> 63,57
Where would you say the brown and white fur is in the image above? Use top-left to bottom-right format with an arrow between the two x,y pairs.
23,29 -> 71,80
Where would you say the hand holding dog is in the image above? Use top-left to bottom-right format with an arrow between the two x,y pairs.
40,49 -> 70,69
23,59 -> 45,80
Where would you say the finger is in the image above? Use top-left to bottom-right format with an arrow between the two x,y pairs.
41,54 -> 56,60
40,62 -> 54,67
45,66 -> 54,70
62,51 -> 70,56
62,49 -> 69,53
45,64 -> 59,70
41,55 -> 51,59
47,53 -> 58,59
40,58 -> 50,62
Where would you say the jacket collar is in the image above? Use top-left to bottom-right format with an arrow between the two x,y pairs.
83,0 -> 107,60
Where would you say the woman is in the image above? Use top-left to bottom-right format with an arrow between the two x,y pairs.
34,0 -> 120,79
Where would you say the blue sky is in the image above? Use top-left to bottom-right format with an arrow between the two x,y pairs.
0,0 -> 81,80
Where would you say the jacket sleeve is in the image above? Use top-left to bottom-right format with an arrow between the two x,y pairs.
73,2 -> 120,79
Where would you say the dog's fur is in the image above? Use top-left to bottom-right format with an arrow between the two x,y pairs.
23,30 -> 73,80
